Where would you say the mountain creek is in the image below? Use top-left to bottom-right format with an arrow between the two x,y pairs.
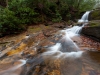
0,12 -> 100,75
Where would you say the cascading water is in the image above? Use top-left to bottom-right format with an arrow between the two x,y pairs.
65,11 -> 91,38
78,11 -> 91,23
43,11 -> 90,59
40,12 -> 91,75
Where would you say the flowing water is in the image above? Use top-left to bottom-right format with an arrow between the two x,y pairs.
40,11 -> 100,75
0,11 -> 100,75
78,11 -> 91,23
0,60 -> 26,75
42,11 -> 91,57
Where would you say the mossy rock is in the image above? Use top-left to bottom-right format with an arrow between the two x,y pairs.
88,21 -> 100,27
81,20 -> 100,41
89,10 -> 100,20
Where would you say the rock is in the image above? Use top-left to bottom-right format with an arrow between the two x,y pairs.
73,23 -> 82,26
81,20 -> 100,42
44,21 -> 53,26
0,60 -> 25,75
89,10 -> 100,20
42,28 -> 58,37
52,22 -> 67,29
81,26 -> 100,41
88,20 -> 100,27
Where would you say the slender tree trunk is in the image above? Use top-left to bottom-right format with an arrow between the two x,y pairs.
6,0 -> 8,8
77,0 -> 81,9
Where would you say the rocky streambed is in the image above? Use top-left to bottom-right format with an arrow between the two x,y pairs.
0,22 -> 100,75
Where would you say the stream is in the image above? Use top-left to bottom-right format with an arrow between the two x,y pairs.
0,11 -> 100,75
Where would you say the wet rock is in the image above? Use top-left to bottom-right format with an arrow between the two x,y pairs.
52,22 -> 67,29
37,47 -> 47,53
89,10 -> 100,20
0,59 -> 26,75
39,39 -> 55,47
47,70 -> 61,75
23,49 -> 37,56
42,28 -> 58,37
81,26 -> 100,41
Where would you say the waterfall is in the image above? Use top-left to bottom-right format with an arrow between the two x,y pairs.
42,11 -> 90,60
78,11 -> 91,23
65,11 -> 91,37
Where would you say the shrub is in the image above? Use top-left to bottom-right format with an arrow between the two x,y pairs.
16,7 -> 40,24
0,8 -> 26,36
52,10 -> 62,22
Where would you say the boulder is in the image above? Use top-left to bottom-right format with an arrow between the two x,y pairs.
81,26 -> 100,41
89,10 -> 100,20
52,22 -> 70,29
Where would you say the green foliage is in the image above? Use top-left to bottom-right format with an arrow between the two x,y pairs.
78,0 -> 96,12
89,10 -> 100,20
0,8 -> 26,36
17,7 -> 40,24
52,10 -> 62,22
0,0 -> 99,36
9,0 -> 41,24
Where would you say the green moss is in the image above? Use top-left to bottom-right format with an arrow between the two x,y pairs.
90,10 -> 100,20
89,22 -> 100,27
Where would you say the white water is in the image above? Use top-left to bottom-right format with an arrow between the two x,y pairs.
78,11 -> 91,23
43,43 -> 83,59
43,11 -> 90,59
64,11 -> 91,37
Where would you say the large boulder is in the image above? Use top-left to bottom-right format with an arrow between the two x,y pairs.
81,16 -> 100,41
81,25 -> 100,41
89,9 -> 100,20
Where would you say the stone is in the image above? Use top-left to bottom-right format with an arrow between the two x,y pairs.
81,26 -> 100,41
89,10 -> 100,20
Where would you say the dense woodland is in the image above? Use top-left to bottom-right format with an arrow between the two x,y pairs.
0,0 -> 100,36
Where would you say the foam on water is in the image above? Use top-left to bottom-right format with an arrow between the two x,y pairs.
42,42 -> 83,59
43,43 -> 62,56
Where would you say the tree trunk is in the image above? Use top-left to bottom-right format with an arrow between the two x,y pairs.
6,0 -> 8,8
77,0 -> 81,9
